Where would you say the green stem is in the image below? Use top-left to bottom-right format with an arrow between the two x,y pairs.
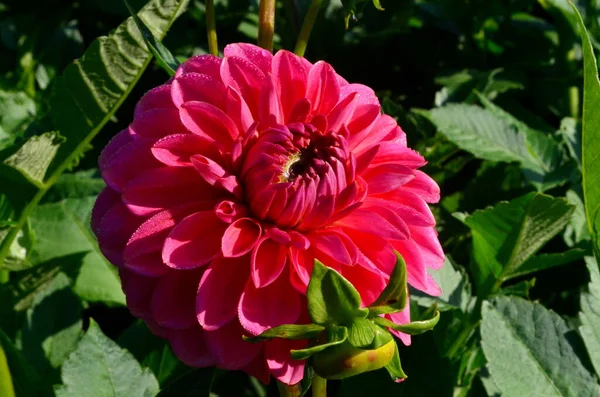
294,0 -> 322,57
312,374 -> 327,397
258,0 -> 276,52
205,0 -> 218,56
277,381 -> 302,397
0,270 -> 8,284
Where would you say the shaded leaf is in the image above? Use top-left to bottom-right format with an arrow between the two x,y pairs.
373,311 -> 440,335
505,248 -> 586,280
243,324 -> 325,343
290,326 -> 348,360
55,320 -> 159,397
383,342 -> 407,383
0,328 -> 40,397
156,368 -> 215,397
347,318 -> 377,348
0,343 -> 14,397
580,257 -> 600,376
481,296 -> 600,397
368,252 -> 408,315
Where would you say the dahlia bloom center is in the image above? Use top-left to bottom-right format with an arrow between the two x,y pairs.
91,43 -> 444,386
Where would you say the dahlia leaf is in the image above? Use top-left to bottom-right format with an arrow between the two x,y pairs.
55,320 -> 159,397
243,324 -> 326,343
2,132 -> 64,189
504,248 -> 586,281
290,326 -> 348,360
0,328 -> 41,397
28,174 -> 125,305
481,296 -> 600,397
19,273 -> 82,380
347,318 -> 376,348
368,252 -> 408,315
580,257 -> 600,376
373,311 -> 440,335
155,367 -> 215,397
125,0 -> 179,76
0,0 -> 189,270
460,192 -> 574,295
384,342 -> 407,383
574,2 -> 600,264
0,90 -> 36,150
307,260 -> 368,326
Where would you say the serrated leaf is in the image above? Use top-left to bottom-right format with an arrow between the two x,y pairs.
368,252 -> 407,315
307,260 -> 368,326
0,90 -> 36,149
55,320 -> 159,397
504,248 -> 586,280
558,118 -> 581,168
0,328 -> 41,397
347,318 -> 376,348
156,368 -> 215,397
373,311 -> 440,335
3,132 -> 64,188
580,257 -> 600,376
461,192 -> 574,295
19,273 -> 82,382
564,189 -> 591,246
243,324 -> 325,343
481,296 -> 600,397
384,342 -> 407,383
411,256 -> 472,312
574,2 -> 600,262
125,0 -> 179,76
290,326 -> 348,360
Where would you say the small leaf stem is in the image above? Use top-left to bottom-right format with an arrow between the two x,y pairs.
205,0 -> 218,56
294,0 -> 322,57
311,374 -> 327,397
258,0 -> 276,52
277,381 -> 302,397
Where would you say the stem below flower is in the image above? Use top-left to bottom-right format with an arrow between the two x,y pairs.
312,374 -> 327,397
294,0 -> 323,57
205,0 -> 218,56
277,381 -> 302,397
258,0 -> 276,52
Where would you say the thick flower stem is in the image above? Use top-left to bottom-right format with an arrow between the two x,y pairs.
277,381 -> 302,397
311,374 -> 327,397
258,0 -> 276,52
205,0 -> 218,56
294,0 -> 323,57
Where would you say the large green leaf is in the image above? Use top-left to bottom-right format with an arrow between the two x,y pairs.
574,2 -> 600,261
580,257 -> 600,376
19,273 -> 82,383
481,296 -> 600,397
28,185 -> 125,305
0,342 -> 15,397
0,90 -> 36,150
460,193 -> 574,295
0,328 -> 40,397
55,320 -> 159,397
0,0 -> 189,269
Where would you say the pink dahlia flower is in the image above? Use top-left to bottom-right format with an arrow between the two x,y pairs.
92,43 -> 443,385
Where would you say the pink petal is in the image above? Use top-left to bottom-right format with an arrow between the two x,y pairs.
259,77 -> 283,128
197,256 -> 249,330
162,211 -> 227,269
310,230 -> 356,267
362,163 -> 415,195
152,269 -> 203,329
175,54 -> 222,78
272,50 -> 308,121
392,238 -> 429,293
238,271 -> 301,335
225,87 -> 254,137
340,83 -> 379,107
327,92 -> 357,133
120,269 -> 158,320
289,247 -> 314,293
124,252 -> 169,277
265,338 -> 307,385
204,320 -> 262,370
306,61 -> 340,116
191,154 -> 241,196
180,101 -> 239,143
242,351 -> 271,385
387,306 -> 412,346
171,72 -> 226,109
152,133 -> 219,167
337,209 -> 408,241
222,218 -> 262,257
220,55 -> 265,117
215,200 -> 249,223
369,142 -> 426,168
168,326 -> 217,367
224,43 -> 273,74
411,226 -> 445,270
376,190 -> 436,226
251,237 -> 287,288
134,84 -> 176,118
403,170 -> 441,203
342,263 -> 387,307
130,108 -> 188,139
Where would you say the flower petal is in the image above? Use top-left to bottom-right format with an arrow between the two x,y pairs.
306,61 -> 340,116
168,326 -> 217,367
222,218 -> 262,257
251,237 -> 287,288
163,211 -> 228,269
387,306 -> 411,346
224,43 -> 273,74
204,320 -> 262,370
272,50 -> 309,121
265,338 -> 307,385
171,72 -> 226,109
175,54 -> 222,78
152,133 -> 219,167
152,269 -> 203,329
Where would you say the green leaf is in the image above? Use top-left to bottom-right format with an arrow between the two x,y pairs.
3,132 -> 64,188
125,0 -> 179,76
0,328 -> 41,397
504,248 -> 586,280
411,256 -> 472,312
156,368 -> 215,397
558,118 -> 581,168
580,257 -> 600,376
481,296 -> 600,397
347,318 -> 376,348
461,192 -> 574,295
290,326 -> 348,360
243,324 -> 325,343
19,273 -> 82,382
341,0 -> 384,28
0,343 -> 15,397
383,342 -> 407,383
55,320 -> 159,397
29,193 -> 125,305
368,252 -> 407,315
0,90 -> 36,149
564,189 -> 591,246
574,2 -> 600,261
373,311 -> 440,335
307,260 -> 368,326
